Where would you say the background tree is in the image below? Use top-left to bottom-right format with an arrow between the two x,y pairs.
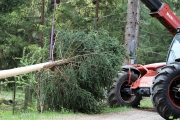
0,0 -> 26,70
93,0 -> 100,30
124,0 -> 140,64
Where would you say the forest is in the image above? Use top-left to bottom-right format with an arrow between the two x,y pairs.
0,0 -> 180,114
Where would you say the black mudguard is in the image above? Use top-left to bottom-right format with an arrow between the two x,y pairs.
121,65 -> 141,76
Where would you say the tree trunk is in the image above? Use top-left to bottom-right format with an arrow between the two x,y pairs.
0,56 -> 80,79
24,85 -> 33,110
94,0 -> 99,30
124,0 -> 140,65
135,0 -> 140,49
39,0 -> 45,48
37,0 -> 45,112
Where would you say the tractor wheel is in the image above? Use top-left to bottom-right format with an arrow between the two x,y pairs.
107,71 -> 142,107
151,62 -> 180,119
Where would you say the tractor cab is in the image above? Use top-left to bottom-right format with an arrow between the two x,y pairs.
166,29 -> 180,64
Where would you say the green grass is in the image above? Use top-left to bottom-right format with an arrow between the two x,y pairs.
0,106 -> 133,120
140,97 -> 153,108
0,89 -> 24,100
0,90 -> 154,120
101,97 -> 153,114
1,90 -> 179,120
0,111 -> 70,120
101,106 -> 132,113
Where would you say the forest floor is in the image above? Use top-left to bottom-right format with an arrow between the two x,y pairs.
0,91 -> 165,120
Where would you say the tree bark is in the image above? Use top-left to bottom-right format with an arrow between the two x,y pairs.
0,55 -> 81,79
135,0 -> 140,49
94,0 -> 99,30
37,0 -> 45,112
124,0 -> 140,65
39,0 -> 45,48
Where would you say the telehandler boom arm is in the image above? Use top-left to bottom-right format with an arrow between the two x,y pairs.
140,0 -> 180,35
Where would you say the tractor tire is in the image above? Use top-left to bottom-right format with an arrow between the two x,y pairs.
151,62 -> 180,119
107,71 -> 142,107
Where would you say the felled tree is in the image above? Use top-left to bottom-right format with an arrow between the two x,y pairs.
0,29 -> 126,113
39,29 -> 125,113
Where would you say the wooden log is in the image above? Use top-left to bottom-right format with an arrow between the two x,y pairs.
0,62 -> 50,79
0,58 -> 73,79
0,54 -> 90,79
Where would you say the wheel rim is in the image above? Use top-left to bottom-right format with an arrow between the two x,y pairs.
120,81 -> 136,103
168,76 -> 180,109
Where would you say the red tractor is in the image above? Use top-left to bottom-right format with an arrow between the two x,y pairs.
107,0 -> 180,119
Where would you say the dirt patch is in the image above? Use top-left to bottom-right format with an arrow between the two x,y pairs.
46,108 -> 164,120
